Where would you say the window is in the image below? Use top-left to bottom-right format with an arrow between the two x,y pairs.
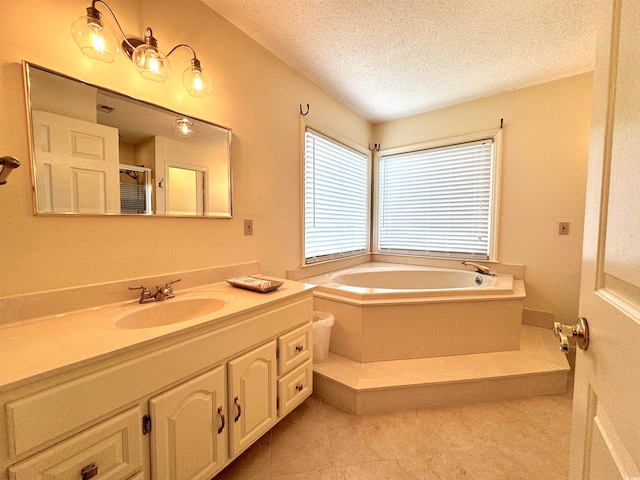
376,135 -> 500,260
303,128 -> 369,264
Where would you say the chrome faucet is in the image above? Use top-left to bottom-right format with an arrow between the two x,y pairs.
462,262 -> 494,276
129,279 -> 181,303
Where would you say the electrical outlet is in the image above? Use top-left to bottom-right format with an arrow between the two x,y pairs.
559,222 -> 569,235
244,219 -> 253,236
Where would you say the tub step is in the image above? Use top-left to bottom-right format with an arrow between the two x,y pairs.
313,325 -> 570,415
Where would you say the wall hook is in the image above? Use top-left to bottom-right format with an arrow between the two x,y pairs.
0,156 -> 20,185
368,143 -> 380,152
299,104 -> 310,116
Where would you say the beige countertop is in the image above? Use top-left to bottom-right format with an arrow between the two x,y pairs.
0,278 -> 314,392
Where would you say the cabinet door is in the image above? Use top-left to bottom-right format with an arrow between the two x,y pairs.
228,341 -> 277,458
149,365 -> 227,480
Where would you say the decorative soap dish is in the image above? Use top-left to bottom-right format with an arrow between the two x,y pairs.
226,276 -> 284,293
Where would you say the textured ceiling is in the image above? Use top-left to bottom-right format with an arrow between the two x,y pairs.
202,0 -> 597,123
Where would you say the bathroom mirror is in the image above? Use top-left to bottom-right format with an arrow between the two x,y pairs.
24,62 -> 233,217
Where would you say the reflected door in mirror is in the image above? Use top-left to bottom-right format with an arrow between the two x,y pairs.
32,110 -> 120,214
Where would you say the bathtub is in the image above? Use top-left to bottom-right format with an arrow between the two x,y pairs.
301,262 -> 526,362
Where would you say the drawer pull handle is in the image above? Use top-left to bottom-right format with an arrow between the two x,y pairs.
296,383 -> 304,392
81,463 -> 98,480
217,406 -> 225,434
234,396 -> 242,422
295,345 -> 304,352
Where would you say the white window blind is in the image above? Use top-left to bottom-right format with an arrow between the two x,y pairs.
304,129 -> 369,264
377,139 -> 494,259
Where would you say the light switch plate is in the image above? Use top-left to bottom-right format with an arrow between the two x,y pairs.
559,222 -> 569,235
244,219 -> 253,235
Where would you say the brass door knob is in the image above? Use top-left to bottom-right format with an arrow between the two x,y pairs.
553,317 -> 589,352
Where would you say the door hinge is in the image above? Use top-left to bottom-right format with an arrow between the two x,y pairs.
142,414 -> 152,435
276,345 -> 279,359
276,396 -> 279,410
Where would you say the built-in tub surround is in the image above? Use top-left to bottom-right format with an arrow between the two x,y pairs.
301,262 -> 526,362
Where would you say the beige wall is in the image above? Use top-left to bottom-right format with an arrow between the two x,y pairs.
373,73 -> 594,325
0,0 -> 371,297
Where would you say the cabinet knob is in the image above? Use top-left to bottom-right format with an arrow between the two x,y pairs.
296,383 -> 304,392
81,463 -> 98,480
295,345 -> 304,352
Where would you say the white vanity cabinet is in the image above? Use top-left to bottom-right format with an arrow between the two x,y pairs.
0,284 -> 314,480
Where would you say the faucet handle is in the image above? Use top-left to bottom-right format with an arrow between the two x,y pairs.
165,278 -> 181,288
129,285 -> 151,293
158,278 -> 181,300
129,285 -> 155,303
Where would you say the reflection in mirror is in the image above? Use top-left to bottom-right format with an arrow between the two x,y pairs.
24,62 -> 233,217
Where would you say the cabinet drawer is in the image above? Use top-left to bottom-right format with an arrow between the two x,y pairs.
278,323 -> 312,375
8,407 -> 142,480
278,360 -> 312,417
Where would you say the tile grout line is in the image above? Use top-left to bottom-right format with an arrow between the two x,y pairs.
322,397 -> 339,476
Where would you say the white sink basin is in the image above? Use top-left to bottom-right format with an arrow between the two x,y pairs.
110,295 -> 231,330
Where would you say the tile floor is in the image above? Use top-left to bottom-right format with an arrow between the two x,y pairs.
215,376 -> 574,480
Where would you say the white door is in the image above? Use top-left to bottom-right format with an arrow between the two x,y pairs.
228,341 -> 277,458
32,110 -> 120,213
149,366 -> 227,480
569,0 -> 640,478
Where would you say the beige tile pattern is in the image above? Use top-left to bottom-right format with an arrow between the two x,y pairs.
214,384 -> 574,480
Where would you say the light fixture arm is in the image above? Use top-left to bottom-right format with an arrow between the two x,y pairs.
88,0 -> 137,52
165,44 -> 201,66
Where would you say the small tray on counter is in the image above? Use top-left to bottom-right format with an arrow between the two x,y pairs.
226,276 -> 284,293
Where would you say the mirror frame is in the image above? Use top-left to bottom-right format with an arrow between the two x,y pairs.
23,61 -> 233,218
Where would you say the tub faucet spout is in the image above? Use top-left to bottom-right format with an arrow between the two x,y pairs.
462,261 -> 494,276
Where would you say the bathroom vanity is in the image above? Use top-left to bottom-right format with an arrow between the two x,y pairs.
0,278 -> 314,480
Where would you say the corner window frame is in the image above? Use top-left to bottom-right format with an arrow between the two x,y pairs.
372,129 -> 502,262
300,123 -> 371,266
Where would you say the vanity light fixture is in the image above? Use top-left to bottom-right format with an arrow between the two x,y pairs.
71,0 -> 212,97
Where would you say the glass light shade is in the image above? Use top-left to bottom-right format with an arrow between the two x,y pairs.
174,119 -> 194,137
132,44 -> 170,82
71,15 -> 119,63
182,65 -> 212,98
